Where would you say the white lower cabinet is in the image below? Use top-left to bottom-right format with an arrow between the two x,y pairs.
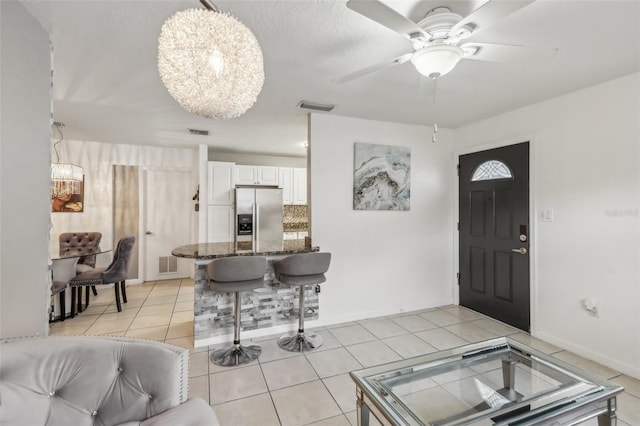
207,205 -> 234,242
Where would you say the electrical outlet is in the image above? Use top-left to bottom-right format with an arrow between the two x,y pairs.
315,285 -> 321,293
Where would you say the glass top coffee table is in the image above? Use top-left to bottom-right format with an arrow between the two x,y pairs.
350,337 -> 623,426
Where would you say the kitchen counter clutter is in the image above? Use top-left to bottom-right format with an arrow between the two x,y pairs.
173,240 -> 319,347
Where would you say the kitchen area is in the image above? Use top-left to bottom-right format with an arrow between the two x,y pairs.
203,159 -> 309,249
176,154 -> 316,347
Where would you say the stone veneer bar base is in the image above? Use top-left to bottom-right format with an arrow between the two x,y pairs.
193,259 -> 319,347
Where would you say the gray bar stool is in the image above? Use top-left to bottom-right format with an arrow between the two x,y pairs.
207,256 -> 267,366
273,252 -> 331,352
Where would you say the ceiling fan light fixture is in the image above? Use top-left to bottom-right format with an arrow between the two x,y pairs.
411,44 -> 463,79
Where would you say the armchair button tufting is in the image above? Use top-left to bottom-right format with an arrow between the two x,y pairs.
48,391 -> 55,397
148,394 -> 153,399
92,410 -> 98,416
117,367 -> 123,372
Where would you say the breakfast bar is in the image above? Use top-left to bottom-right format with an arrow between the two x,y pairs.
172,240 -> 318,347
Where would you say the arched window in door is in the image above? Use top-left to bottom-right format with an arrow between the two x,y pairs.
471,160 -> 513,181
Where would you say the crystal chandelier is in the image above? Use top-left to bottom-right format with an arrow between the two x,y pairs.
157,0 -> 265,120
51,122 -> 83,198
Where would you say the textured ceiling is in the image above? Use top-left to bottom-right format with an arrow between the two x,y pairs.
22,0 -> 640,157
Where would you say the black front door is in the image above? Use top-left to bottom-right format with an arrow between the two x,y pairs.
459,142 -> 530,331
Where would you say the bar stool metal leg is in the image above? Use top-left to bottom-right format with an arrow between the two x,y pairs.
278,285 -> 323,352
210,291 -> 261,366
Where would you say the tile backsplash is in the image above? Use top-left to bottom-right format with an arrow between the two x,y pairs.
283,205 -> 308,231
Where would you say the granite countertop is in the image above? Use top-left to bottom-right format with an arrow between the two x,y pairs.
172,240 -> 315,259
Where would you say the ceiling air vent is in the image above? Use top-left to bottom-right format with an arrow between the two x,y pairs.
297,101 -> 335,112
188,128 -> 209,136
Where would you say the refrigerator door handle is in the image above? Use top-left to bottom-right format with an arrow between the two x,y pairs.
255,203 -> 260,251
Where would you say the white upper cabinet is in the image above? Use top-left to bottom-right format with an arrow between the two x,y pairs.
279,167 -> 307,205
279,167 -> 293,204
293,168 -> 307,205
235,165 -> 258,185
207,161 -> 235,205
258,166 -> 279,185
235,165 -> 279,186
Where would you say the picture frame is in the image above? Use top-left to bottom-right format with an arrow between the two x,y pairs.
51,176 -> 84,213
353,142 -> 410,211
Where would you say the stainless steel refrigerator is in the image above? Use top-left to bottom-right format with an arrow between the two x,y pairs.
235,187 -> 283,251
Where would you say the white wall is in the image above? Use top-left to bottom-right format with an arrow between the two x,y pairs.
455,73 -> 640,378
309,114 -> 455,324
0,1 -> 52,338
50,140 -> 198,272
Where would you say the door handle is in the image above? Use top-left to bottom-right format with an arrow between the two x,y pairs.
512,247 -> 527,255
145,231 -> 153,235
253,204 -> 260,251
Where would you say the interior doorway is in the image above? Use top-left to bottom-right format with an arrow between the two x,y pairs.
458,142 -> 530,331
113,165 -> 140,280
142,168 -> 192,282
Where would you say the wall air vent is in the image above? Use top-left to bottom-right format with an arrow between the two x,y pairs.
188,128 -> 209,136
297,101 -> 335,112
158,256 -> 178,274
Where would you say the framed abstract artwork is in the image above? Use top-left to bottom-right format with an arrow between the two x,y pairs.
353,142 -> 410,210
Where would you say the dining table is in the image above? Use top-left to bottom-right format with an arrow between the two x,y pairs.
50,245 -> 111,320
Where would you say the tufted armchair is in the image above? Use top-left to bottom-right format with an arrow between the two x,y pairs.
0,336 -> 218,426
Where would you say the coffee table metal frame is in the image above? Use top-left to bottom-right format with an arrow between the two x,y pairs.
350,337 -> 623,426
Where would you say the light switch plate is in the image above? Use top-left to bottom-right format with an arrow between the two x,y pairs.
539,209 -> 554,222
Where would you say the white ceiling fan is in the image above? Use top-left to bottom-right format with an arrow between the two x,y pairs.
335,0 -> 556,83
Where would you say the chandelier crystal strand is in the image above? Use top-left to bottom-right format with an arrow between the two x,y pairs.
157,8 -> 265,120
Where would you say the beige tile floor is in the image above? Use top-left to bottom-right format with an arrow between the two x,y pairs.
50,279 -> 640,426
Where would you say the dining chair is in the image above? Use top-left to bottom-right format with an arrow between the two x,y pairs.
50,280 -> 67,321
69,235 -> 136,315
59,232 -> 102,299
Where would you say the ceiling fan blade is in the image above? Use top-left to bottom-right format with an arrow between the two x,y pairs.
346,0 -> 425,39
462,42 -> 559,65
332,53 -> 413,84
451,0 -> 535,37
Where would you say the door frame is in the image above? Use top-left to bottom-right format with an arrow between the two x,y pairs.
453,134 -> 539,334
138,166 -> 195,283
